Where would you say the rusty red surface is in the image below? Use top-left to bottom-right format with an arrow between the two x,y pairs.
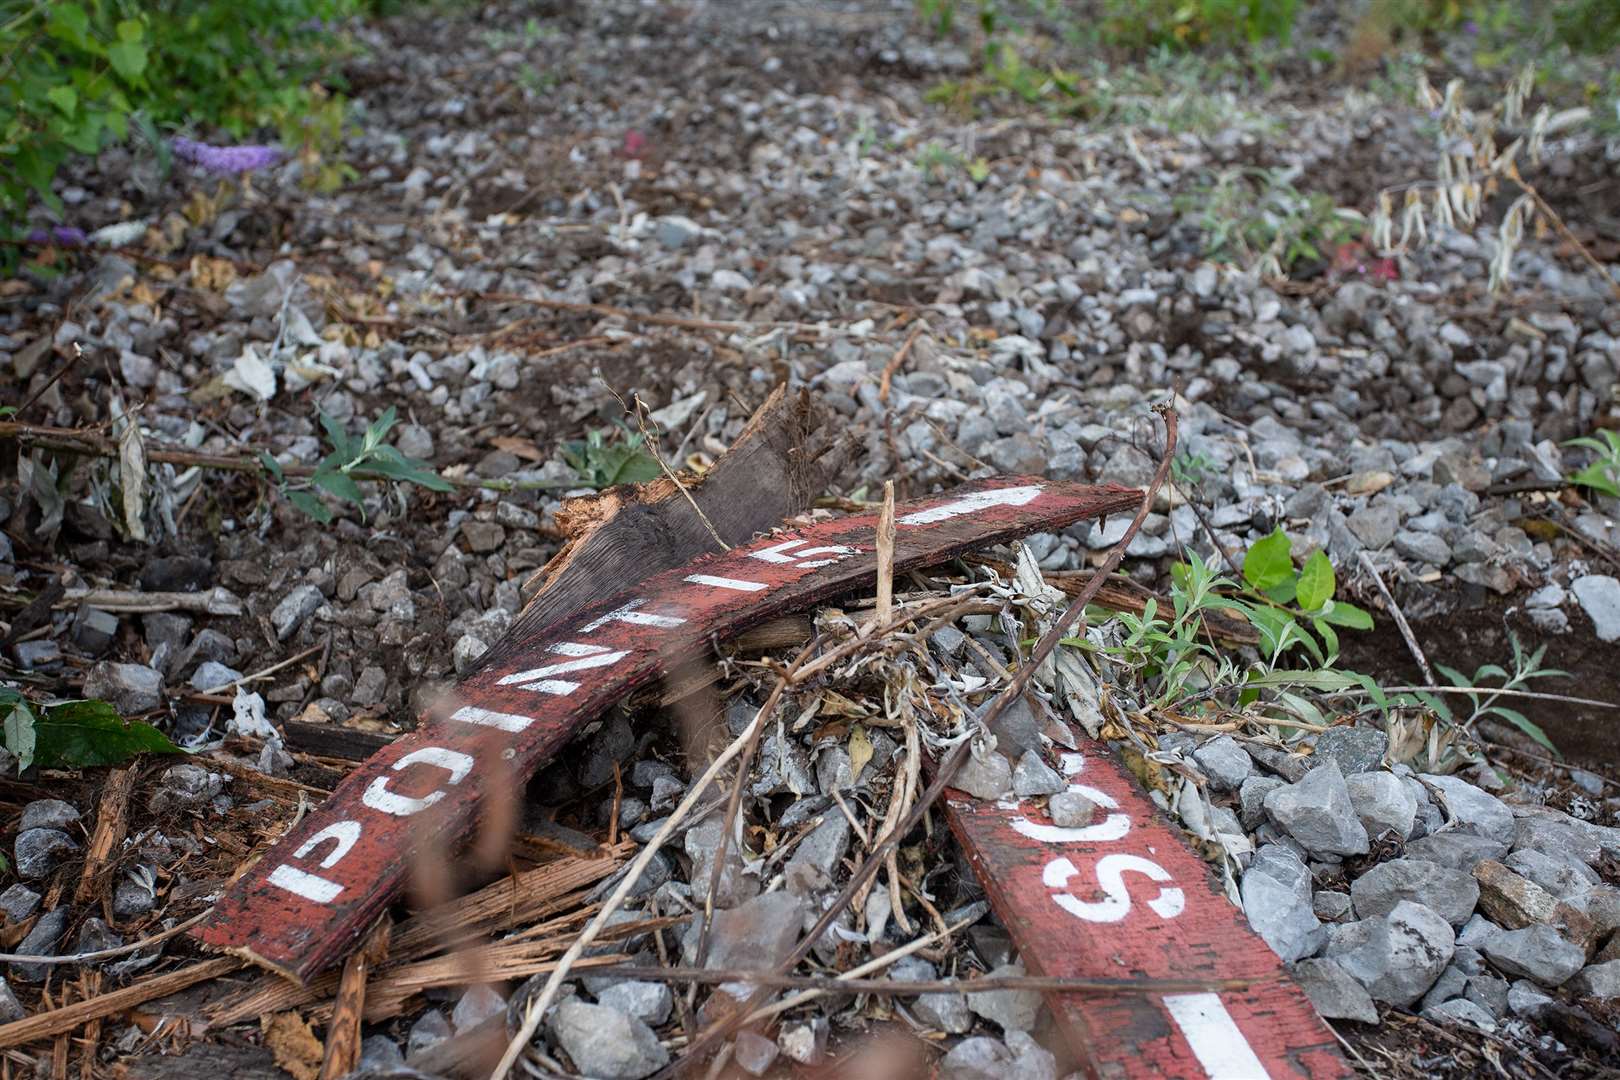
943,740 -> 1349,1080
192,477 -> 1141,982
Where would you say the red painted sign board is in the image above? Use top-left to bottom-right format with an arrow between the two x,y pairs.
192,478 -> 1142,982
944,743 -> 1349,1079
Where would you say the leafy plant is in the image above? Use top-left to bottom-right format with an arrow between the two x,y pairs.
1172,449 -> 1216,490
914,141 -> 964,177
1427,634 -> 1566,755
1180,167 -> 1362,276
560,426 -> 663,490
2,0 -> 359,260
1099,0 -> 1301,51
1,689 -> 179,773
1233,528 -> 1375,665
1566,429 -> 1620,499
260,406 -> 452,523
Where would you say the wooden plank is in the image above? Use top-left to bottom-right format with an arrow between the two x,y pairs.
942,735 -> 1349,1080
191,477 -> 1141,983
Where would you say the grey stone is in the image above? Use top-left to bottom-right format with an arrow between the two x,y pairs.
1337,901 -> 1455,1006
1567,959 -> 1620,999
1508,979 -> 1555,1019
81,661 -> 163,714
353,665 -> 387,707
777,1018 -> 826,1064
113,876 -> 156,918
1048,791 -> 1096,829
1482,925 -> 1586,986
1194,735 -> 1252,791
1404,832 -> 1507,870
914,987 -> 974,1033
9,906 -> 68,982
0,980 -> 21,1023
14,828 -> 78,880
1504,848 -> 1598,901
1346,506 -> 1399,550
1313,891 -> 1353,921
1012,750 -> 1065,797
71,606 -> 118,654
954,750 -> 1013,800
358,1035 -> 405,1071
549,999 -> 668,1079
940,1037 -> 1014,1080
271,584 -> 323,640
1241,845 -> 1325,962
1351,858 -> 1480,926
1345,772 -> 1418,839
1239,776 -> 1286,829
1006,1031 -> 1058,1080
1264,762 -> 1370,857
0,884 -> 41,922
985,697 -> 1042,760
451,984 -> 506,1031
1423,997 -> 1496,1031
1571,575 -> 1620,642
190,660 -> 243,691
597,980 -> 672,1026
968,962 -> 1043,1033
1312,728 -> 1388,775
19,800 -> 79,832
1512,807 -> 1620,866
1292,957 -> 1379,1023
785,813 -> 850,896
734,1031 -> 778,1076
683,817 -> 756,908
1420,775 -> 1515,847
697,890 -> 805,972
1394,530 -> 1452,565
12,640 -> 61,671
1456,915 -> 1502,949
1465,974 -> 1510,1018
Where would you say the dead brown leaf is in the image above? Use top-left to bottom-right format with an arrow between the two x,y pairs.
262,1011 -> 323,1080
490,436 -> 546,462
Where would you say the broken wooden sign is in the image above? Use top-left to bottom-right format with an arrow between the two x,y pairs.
192,477 -> 1141,982
944,742 -> 1349,1079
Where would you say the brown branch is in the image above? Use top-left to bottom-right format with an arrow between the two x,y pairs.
587,964 -> 1266,997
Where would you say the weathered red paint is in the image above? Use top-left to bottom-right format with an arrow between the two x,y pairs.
943,740 -> 1349,1080
193,478 -> 1141,983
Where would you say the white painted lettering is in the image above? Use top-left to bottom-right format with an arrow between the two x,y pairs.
580,599 -> 687,633
1043,853 -> 1184,923
1162,993 -> 1271,1080
266,820 -> 362,904
749,539 -> 859,568
450,705 -> 535,733
683,573 -> 768,592
362,747 -> 475,817
897,485 -> 1042,526
497,643 -> 630,694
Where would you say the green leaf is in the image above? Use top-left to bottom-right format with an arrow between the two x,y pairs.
116,19 -> 144,43
313,469 -> 365,507
1486,705 -> 1559,757
258,450 -> 284,482
107,40 -> 148,82
45,4 -> 90,46
319,413 -> 354,461
30,699 -> 178,769
1296,550 -> 1334,612
46,87 -> 77,117
1319,600 -> 1374,630
366,405 -> 398,448
287,490 -> 333,522
1244,668 -> 1363,692
2,693 -> 39,773
1243,528 -> 1294,591
1435,663 -> 1472,689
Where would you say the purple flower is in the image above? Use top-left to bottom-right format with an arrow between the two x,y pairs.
26,226 -> 87,246
170,136 -> 283,175
1462,19 -> 1479,35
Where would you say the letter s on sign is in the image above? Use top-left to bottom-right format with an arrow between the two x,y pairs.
266,820 -> 362,904
362,747 -> 475,817
1043,853 -> 1185,924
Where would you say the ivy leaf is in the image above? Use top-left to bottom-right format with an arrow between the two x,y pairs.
1296,550 -> 1335,612
2,692 -> 39,774
31,699 -> 178,769
46,86 -> 77,117
1242,528 -> 1294,591
107,40 -> 148,82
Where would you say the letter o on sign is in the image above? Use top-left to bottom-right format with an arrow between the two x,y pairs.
362,747 -> 475,817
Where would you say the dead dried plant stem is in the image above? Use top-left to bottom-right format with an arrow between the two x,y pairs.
197,639 -> 326,696
1514,175 -> 1620,305
1357,552 -> 1434,686
1342,685 -> 1620,710
73,765 -> 136,906
622,389 -> 730,552
592,964 -> 1258,997
0,912 -> 207,965
878,324 -> 922,404
875,480 -> 896,624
